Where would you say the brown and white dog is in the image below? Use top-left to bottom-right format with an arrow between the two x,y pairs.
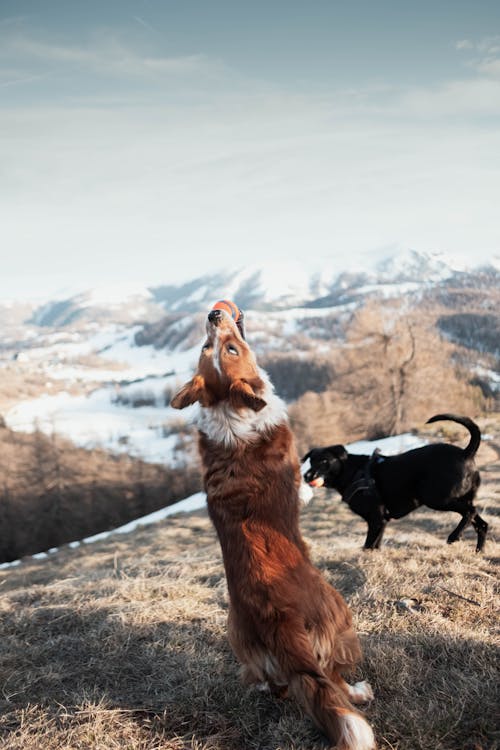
171,306 -> 375,749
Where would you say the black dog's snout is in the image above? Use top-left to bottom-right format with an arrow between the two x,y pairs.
208,309 -> 223,324
303,468 -> 314,483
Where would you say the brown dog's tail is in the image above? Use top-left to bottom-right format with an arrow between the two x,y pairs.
288,672 -> 375,750
271,624 -> 375,749
426,414 -> 481,458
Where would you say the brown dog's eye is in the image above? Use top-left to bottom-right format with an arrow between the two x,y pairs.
227,345 -> 238,355
202,342 -> 210,352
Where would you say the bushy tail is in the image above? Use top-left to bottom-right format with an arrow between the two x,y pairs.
270,623 -> 375,749
288,672 -> 376,750
426,413 -> 481,458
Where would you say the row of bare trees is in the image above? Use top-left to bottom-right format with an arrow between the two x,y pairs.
0,426 -> 201,563
290,300 -> 486,452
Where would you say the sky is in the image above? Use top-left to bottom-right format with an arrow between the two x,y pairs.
1,0 -> 500,300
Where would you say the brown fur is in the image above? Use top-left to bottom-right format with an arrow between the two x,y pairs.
171,308 -> 375,749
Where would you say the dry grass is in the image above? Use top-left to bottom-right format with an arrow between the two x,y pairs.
0,421 -> 499,749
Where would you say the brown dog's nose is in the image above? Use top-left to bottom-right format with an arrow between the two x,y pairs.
208,308 -> 223,324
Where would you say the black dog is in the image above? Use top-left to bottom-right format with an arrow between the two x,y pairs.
302,414 -> 488,552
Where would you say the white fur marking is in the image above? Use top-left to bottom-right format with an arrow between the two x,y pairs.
255,681 -> 270,692
212,324 -> 222,375
348,680 -> 374,704
197,369 -> 288,447
338,712 -> 376,750
298,480 -> 313,505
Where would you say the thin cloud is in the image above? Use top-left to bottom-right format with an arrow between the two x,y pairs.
4,32 -> 221,79
316,75 -> 500,120
455,35 -> 500,80
477,36 -> 500,54
398,77 -> 500,117
0,73 -> 45,88
132,16 -> 155,33
476,57 -> 500,78
0,15 -> 30,27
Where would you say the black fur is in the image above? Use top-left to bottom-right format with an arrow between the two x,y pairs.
302,414 -> 487,552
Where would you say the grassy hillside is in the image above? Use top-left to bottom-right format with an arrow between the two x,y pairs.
0,418 -> 499,749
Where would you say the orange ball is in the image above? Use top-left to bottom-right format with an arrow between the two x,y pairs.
212,299 -> 241,322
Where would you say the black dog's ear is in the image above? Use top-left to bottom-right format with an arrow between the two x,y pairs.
301,450 -> 312,463
326,445 -> 348,462
338,446 -> 348,462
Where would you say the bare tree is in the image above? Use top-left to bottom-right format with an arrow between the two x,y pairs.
291,299 -> 484,450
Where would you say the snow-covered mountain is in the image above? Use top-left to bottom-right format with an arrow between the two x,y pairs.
1,249 -> 499,467
23,249 -> 499,327
29,285 -> 161,327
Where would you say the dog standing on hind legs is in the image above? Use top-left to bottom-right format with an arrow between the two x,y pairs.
171,302 -> 376,750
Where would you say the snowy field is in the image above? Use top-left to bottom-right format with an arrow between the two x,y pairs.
4,305 -> 353,462
5,324 -> 201,463
6,324 -> 197,383
7,386 -> 189,464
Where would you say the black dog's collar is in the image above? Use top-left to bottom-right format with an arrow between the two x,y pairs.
343,475 -> 373,505
371,448 -> 385,464
342,449 -> 383,505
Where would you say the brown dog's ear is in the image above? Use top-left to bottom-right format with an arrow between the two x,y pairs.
170,375 -> 210,409
229,379 -> 266,412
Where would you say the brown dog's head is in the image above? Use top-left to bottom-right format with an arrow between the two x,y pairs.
171,307 -> 266,412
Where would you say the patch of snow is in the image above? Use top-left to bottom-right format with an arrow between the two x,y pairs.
67,284 -> 153,309
5,386 -> 193,464
186,284 -> 208,303
15,324 -> 195,383
347,433 -> 428,455
0,559 -> 21,570
354,282 -> 422,298
80,491 -> 207,544
238,304 -> 354,339
475,366 -> 500,386
4,320 -> 205,463
373,248 -> 461,282
300,433 -> 428,470
225,263 -> 333,307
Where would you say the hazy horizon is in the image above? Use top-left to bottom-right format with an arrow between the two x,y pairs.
1,1 -> 499,299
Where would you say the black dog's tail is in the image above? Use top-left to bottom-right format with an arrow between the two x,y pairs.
426,414 -> 481,458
